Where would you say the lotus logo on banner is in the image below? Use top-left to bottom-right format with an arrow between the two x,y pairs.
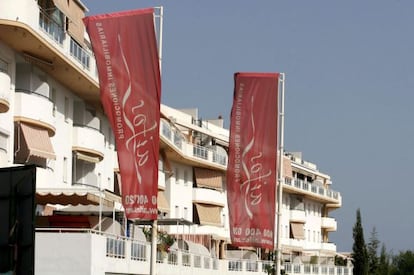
84,8 -> 161,220
227,72 -> 279,249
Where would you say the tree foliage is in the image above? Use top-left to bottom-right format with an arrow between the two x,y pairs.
352,208 -> 368,275
367,227 -> 380,274
390,250 -> 414,275
349,208 -> 414,274
376,244 -> 390,275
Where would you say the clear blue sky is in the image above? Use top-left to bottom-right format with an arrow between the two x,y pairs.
82,0 -> 414,253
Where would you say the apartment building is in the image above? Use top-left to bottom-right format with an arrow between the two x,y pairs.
0,0 -> 352,274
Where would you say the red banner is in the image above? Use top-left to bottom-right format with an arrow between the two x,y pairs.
227,72 -> 279,249
84,9 -> 161,220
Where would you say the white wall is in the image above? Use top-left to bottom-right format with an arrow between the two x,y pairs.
35,232 -> 93,275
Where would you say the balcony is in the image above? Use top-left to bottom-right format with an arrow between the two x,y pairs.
192,188 -> 226,207
35,229 -> 352,275
281,238 -> 305,250
284,178 -> 342,206
0,70 -> 10,113
160,120 -> 227,170
72,125 -> 105,160
321,217 -> 337,232
14,89 -> 55,135
289,209 -> 306,223
320,242 -> 337,252
0,8 -> 100,108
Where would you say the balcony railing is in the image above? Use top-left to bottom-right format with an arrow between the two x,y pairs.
160,120 -> 228,167
284,178 -> 341,204
193,144 -> 208,160
70,38 -> 91,69
38,7 -> 65,45
36,228 -> 351,275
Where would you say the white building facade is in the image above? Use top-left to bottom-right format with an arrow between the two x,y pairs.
0,0 -> 352,274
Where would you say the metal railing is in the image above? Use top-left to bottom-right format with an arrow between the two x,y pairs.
38,7 -> 65,44
70,38 -> 91,69
285,178 -> 340,202
36,228 -> 352,274
160,120 -> 228,166
131,241 -> 147,261
106,237 -> 126,258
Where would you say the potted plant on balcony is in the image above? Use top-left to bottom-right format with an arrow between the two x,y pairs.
143,228 -> 175,258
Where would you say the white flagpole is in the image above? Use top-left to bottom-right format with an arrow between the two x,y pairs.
275,73 -> 285,275
155,6 -> 164,74
150,7 -> 163,275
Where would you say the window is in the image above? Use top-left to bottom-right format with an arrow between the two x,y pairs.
175,168 -> 179,184
158,158 -> 163,171
98,172 -> 102,186
183,207 -> 188,220
51,88 -> 57,116
183,170 -> 189,186
38,0 -> 65,44
73,156 -> 97,186
64,96 -> 69,122
175,205 -> 180,218
0,132 -> 8,166
70,38 -> 90,69
63,157 -> 68,183
107,126 -> 114,148
0,58 -> 8,73
0,131 -> 8,153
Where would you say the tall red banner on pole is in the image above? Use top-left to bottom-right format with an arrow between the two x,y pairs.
84,9 -> 161,220
227,72 -> 279,249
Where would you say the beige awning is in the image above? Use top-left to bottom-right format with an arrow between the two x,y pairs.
66,0 -> 86,45
18,122 -> 55,160
158,190 -> 169,212
52,0 -> 85,45
54,204 -> 121,216
36,189 -> 116,207
52,0 -> 70,15
194,167 -> 223,191
283,156 -> 293,179
290,222 -> 305,240
75,151 -> 100,163
194,203 -> 222,226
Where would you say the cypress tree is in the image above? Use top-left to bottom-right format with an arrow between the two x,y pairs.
377,244 -> 390,275
367,227 -> 380,274
352,208 -> 368,275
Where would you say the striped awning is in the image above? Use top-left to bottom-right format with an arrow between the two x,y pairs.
75,151 -> 101,163
158,190 -> 169,212
194,167 -> 223,191
52,0 -> 85,45
36,189 -> 118,207
290,222 -> 305,240
18,122 -> 55,160
283,156 -> 293,179
194,203 -> 222,226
